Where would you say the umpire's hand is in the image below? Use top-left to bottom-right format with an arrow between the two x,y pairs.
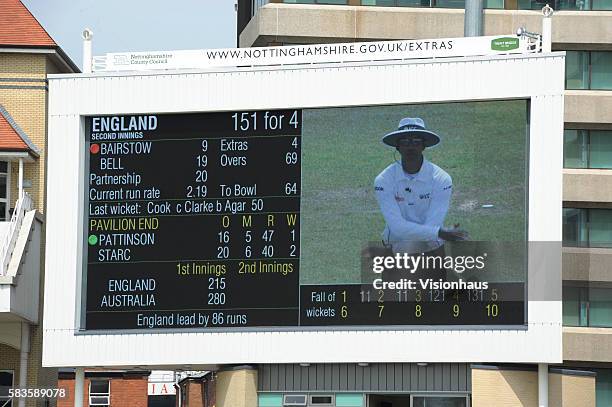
438,223 -> 469,241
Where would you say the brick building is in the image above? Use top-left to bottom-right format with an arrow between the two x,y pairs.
0,0 -> 78,406
57,370 -> 150,407
176,372 -> 215,407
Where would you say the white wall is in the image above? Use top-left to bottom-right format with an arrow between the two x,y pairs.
43,53 -> 565,368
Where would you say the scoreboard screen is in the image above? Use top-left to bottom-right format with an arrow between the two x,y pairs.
83,101 -> 528,330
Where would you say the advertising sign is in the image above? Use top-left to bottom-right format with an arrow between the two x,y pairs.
93,36 -> 537,72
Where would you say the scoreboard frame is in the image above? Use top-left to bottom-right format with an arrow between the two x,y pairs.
44,52 -> 564,367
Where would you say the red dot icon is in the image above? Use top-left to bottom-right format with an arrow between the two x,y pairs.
90,144 -> 100,154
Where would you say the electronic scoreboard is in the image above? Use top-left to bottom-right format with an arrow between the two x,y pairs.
84,104 -> 527,330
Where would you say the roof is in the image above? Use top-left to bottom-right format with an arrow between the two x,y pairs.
0,104 -> 40,158
177,372 -> 212,386
0,0 -> 79,73
0,0 -> 55,47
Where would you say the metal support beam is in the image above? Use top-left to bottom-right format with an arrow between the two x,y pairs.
18,158 -> 23,199
17,323 -> 29,407
538,363 -> 549,407
74,368 -> 85,407
464,0 -> 483,37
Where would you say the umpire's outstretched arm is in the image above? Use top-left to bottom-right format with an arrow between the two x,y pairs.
374,172 -> 450,241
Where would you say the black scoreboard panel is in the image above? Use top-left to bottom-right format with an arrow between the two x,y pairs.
85,110 -> 301,329
83,109 -> 526,330
300,283 -> 525,326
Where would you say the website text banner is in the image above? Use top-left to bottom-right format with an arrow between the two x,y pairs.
94,36 -> 534,72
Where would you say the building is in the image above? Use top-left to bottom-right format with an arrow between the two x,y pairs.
236,0 -> 612,406
57,369 -> 150,407
57,369 -> 177,407
0,0 -> 78,405
175,371 -> 215,407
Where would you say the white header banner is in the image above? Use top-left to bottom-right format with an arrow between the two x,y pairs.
93,35 -> 537,72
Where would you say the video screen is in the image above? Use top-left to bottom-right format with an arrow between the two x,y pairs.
300,101 -> 527,285
83,100 -> 528,330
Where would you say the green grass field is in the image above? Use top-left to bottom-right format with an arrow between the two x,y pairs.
299,100 -> 528,284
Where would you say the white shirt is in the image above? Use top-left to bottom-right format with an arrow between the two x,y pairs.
374,159 -> 452,254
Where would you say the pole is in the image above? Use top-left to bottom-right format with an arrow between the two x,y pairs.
538,363 -> 548,407
17,323 -> 29,407
542,5 -> 553,53
18,158 -> 23,199
74,368 -> 85,407
464,0 -> 483,37
82,29 -> 93,73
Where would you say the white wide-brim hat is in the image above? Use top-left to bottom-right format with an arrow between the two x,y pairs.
382,117 -> 441,148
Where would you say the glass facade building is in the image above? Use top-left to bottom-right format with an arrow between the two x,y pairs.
237,1 -> 612,405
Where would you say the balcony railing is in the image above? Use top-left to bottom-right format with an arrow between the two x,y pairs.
0,192 -> 33,276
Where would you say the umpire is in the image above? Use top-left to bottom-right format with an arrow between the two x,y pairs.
373,117 -> 467,280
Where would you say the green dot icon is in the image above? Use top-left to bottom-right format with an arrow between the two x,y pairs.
88,235 -> 98,245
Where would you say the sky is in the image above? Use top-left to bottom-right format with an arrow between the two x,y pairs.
21,0 -> 237,70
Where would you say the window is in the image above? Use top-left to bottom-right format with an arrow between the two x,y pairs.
592,0 -> 612,8
594,368 -> 612,407
563,208 -> 612,248
565,51 -> 612,90
252,0 -> 270,17
483,0 -> 504,7
565,52 -> 589,89
362,0 -> 503,7
590,210 -> 612,247
362,0 -> 434,6
563,285 -> 612,328
335,394 -> 364,407
0,161 -> 9,221
562,286 -> 588,326
518,0 -> 611,9
590,131 -> 612,169
411,394 -> 469,407
284,0 -> 348,4
563,208 -> 588,247
591,52 -> 612,89
0,370 -> 13,407
564,130 -> 612,169
589,287 -> 612,327
433,0 -> 465,7
259,393 -> 283,407
310,394 -> 333,405
89,380 -> 110,406
564,130 -> 588,168
283,394 -> 307,406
